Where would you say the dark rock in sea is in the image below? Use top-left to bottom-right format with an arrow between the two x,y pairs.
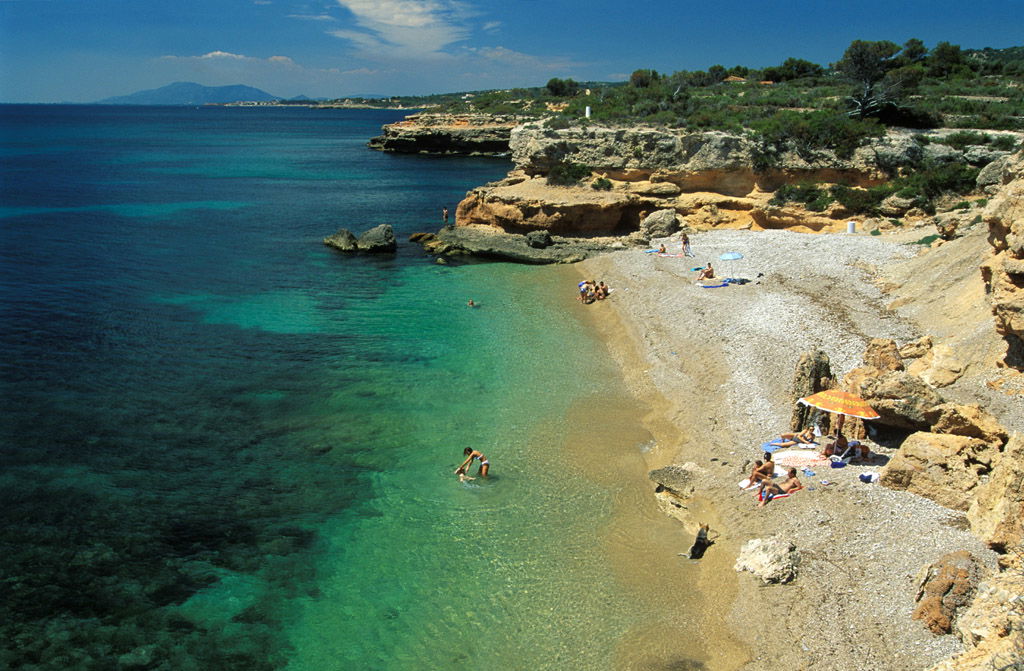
357,224 -> 397,253
323,228 -> 358,251
525,230 -> 552,248
408,232 -> 436,243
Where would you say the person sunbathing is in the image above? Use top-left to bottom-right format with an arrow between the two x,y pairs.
775,426 -> 815,447
696,263 -> 714,281
757,468 -> 802,507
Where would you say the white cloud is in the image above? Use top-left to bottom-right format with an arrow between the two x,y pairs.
330,0 -> 470,59
481,21 -> 500,33
465,46 -> 574,71
288,14 -> 336,22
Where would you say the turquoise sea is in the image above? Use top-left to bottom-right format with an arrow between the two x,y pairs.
0,105 -> 711,670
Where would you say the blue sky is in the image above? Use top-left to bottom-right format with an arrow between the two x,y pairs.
0,0 -> 1020,102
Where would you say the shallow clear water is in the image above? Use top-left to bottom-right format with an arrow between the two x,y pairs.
0,106 -> 702,670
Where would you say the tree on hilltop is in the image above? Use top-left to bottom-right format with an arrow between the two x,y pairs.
899,38 -> 928,65
545,78 -> 580,97
836,40 -> 906,119
629,69 -> 660,88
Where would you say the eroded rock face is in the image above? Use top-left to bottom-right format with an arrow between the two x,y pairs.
790,350 -> 833,431
734,537 -> 800,584
864,338 -> 905,372
928,563 -> 1024,671
907,344 -> 966,388
859,371 -> 945,431
981,150 -> 1024,363
967,433 -> 1024,551
914,551 -> 983,635
880,432 -> 998,510
923,404 -> 1009,445
639,209 -> 680,239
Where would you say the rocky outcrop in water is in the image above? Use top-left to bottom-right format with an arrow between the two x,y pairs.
413,224 -> 630,264
368,113 -> 524,156
323,224 -> 396,253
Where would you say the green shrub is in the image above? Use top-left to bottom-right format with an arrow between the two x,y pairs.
870,228 -> 882,236
938,130 -> 989,150
889,218 -> 904,227
915,234 -> 941,245
751,111 -> 883,161
894,161 -> 979,201
990,135 -> 1019,151
913,134 -> 932,145
545,116 -> 571,130
591,177 -> 613,191
770,182 -> 833,210
829,184 -> 892,215
975,198 -> 989,208
953,201 -> 970,210
547,162 -> 592,185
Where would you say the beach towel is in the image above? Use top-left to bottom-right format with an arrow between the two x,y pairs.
772,449 -> 830,469
761,441 -> 787,453
758,489 -> 795,503
657,253 -> 686,258
698,282 -> 729,289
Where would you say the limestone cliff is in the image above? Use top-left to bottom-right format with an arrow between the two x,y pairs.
367,113 -> 524,156
454,123 -> 1017,237
981,150 -> 1024,364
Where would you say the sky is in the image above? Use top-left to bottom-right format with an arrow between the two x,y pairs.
0,0 -> 1021,103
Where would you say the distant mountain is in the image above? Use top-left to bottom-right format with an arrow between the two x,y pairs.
95,82 -> 278,105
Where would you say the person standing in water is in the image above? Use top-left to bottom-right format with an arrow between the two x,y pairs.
455,447 -> 489,477
442,206 -> 449,224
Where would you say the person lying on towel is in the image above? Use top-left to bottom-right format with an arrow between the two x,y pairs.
774,426 -> 815,448
757,468 -> 803,507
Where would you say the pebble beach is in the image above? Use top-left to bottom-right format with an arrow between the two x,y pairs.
576,228 -> 1001,671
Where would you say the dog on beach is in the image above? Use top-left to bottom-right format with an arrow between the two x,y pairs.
680,523 -> 718,560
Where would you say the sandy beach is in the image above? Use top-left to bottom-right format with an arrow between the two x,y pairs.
575,227 -> 1009,671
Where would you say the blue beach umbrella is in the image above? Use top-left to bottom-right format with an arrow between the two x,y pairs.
719,251 -> 743,278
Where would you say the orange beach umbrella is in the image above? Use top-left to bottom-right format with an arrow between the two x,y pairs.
797,389 -> 879,420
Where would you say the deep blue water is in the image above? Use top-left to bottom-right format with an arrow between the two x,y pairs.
0,105 -> 679,670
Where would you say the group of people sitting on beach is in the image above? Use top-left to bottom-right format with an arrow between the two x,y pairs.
746,451 -> 804,507
578,280 -> 610,304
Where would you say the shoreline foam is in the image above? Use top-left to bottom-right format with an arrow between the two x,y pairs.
575,228 -> 1001,670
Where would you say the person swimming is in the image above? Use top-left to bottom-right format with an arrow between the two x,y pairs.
455,447 -> 489,477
